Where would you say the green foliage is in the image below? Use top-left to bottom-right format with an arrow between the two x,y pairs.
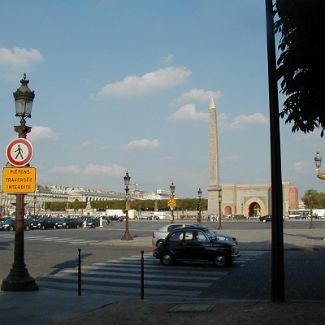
275,0 -> 325,136
90,200 -> 125,211
68,201 -> 87,210
302,189 -> 325,208
43,198 -> 208,212
44,201 -> 67,211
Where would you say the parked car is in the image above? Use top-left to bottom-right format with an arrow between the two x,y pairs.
39,217 -> 59,230
0,217 -> 11,230
259,215 -> 272,223
1,218 -> 33,231
106,215 -> 124,222
67,217 -> 84,228
153,226 -> 240,267
2,218 -> 16,231
83,216 -> 100,228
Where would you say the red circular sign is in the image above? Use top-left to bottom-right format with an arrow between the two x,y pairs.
6,138 -> 33,167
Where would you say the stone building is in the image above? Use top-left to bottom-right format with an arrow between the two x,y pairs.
220,182 -> 298,218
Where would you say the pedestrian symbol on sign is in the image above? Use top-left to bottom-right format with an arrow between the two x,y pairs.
15,144 -> 24,160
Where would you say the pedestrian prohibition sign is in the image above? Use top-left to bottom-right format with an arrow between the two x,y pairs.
6,138 -> 33,167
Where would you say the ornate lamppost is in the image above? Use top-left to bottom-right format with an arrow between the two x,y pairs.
121,171 -> 133,240
197,188 -> 202,224
217,186 -> 223,230
1,74 -> 38,291
314,152 -> 325,180
170,182 -> 175,223
308,191 -> 315,229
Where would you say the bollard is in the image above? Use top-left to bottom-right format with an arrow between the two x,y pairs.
141,250 -> 144,299
78,248 -> 81,296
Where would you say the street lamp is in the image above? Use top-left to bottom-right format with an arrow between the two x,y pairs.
197,188 -> 202,224
1,74 -> 38,291
314,152 -> 325,180
308,191 -> 315,229
121,171 -> 133,240
217,186 -> 223,230
170,182 -> 175,223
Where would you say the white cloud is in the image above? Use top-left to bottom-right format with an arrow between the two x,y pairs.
125,138 -> 160,150
96,66 -> 191,98
79,140 -> 111,151
83,163 -> 124,176
162,53 -> 174,64
169,104 -> 208,121
29,125 -> 58,142
172,89 -> 222,106
294,161 -> 308,173
51,165 -> 81,175
0,47 -> 44,69
225,113 -> 268,130
50,163 -> 124,177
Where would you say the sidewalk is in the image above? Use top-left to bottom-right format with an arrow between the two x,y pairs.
1,226 -> 325,325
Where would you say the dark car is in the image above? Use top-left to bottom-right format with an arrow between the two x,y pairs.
2,218 -> 33,231
83,216 -> 100,228
259,215 -> 272,223
1,218 -> 15,231
153,227 -> 240,267
39,217 -> 59,230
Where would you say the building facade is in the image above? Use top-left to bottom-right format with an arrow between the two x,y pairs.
219,182 -> 298,217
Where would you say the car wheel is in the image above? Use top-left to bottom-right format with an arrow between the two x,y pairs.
160,252 -> 174,266
263,219 -> 267,223
156,239 -> 164,247
41,225 -> 45,230
25,226 -> 30,231
213,254 -> 227,267
9,226 -> 14,231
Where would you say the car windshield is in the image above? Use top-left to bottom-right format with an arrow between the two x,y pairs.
205,230 -> 218,240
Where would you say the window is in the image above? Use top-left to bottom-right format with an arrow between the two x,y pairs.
169,231 -> 183,241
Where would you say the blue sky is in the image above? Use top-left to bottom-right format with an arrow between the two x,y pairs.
0,0 -> 324,198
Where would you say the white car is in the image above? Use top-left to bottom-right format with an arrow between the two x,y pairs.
152,223 -> 196,247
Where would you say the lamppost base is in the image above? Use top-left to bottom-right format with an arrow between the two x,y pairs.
1,265 -> 38,291
121,231 -> 133,240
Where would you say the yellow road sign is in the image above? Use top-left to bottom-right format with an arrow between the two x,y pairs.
168,198 -> 176,207
2,167 -> 36,193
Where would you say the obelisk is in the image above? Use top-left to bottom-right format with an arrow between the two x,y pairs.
207,97 -> 220,216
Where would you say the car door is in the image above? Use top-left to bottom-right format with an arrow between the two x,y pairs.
181,230 -> 210,261
165,230 -> 185,259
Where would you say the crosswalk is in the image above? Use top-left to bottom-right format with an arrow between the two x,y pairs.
0,233 -> 99,245
37,251 -> 266,299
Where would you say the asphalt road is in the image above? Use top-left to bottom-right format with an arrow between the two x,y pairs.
0,219 -> 324,279
1,219 -> 325,301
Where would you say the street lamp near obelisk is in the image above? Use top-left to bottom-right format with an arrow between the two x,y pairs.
197,188 -> 202,224
170,182 -> 175,223
121,171 -> 133,240
217,186 -> 223,230
1,74 -> 38,291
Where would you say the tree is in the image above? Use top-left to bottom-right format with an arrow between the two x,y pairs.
302,189 -> 325,208
275,0 -> 325,136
